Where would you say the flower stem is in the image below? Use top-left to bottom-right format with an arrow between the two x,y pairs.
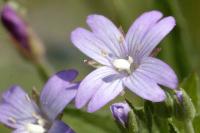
34,58 -> 54,81
183,120 -> 194,133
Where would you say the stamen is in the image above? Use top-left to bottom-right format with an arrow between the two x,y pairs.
26,123 -> 46,133
32,112 -> 41,120
118,36 -> 124,44
32,112 -> 47,127
8,117 -> 16,124
120,90 -> 125,96
101,50 -> 108,57
25,94 -> 31,102
112,56 -> 134,74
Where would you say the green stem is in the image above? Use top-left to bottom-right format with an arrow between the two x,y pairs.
34,58 -> 54,81
183,120 -> 194,133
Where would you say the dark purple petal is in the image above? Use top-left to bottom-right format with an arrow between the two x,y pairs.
110,102 -> 131,127
123,71 -> 166,102
75,66 -> 121,109
87,15 -> 127,57
48,120 -> 75,133
0,86 -> 38,128
125,11 -> 163,58
40,70 -> 79,121
139,57 -> 178,89
71,28 -> 112,66
1,4 -> 29,50
87,79 -> 123,112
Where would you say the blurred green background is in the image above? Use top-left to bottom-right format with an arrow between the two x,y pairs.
0,0 -> 200,132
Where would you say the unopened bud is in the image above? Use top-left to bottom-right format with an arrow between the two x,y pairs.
173,89 -> 196,121
1,3 -> 45,60
110,102 -> 131,127
1,4 -> 30,51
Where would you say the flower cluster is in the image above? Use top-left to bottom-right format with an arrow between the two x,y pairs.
0,4 -> 181,132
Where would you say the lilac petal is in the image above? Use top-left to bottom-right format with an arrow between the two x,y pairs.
87,79 -> 123,112
75,66 -> 120,109
138,16 -> 175,58
138,57 -> 178,89
125,11 -> 163,58
87,15 -> 127,57
71,28 -> 112,66
123,71 -> 166,102
48,120 -> 75,133
12,128 -> 27,133
40,70 -> 79,121
0,86 -> 38,128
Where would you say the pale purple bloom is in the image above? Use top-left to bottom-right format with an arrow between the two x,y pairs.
71,10 -> 178,112
0,70 -> 79,133
110,102 -> 131,127
1,4 -> 30,51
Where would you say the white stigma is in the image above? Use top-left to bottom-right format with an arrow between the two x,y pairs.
24,112 -> 47,133
26,123 -> 46,133
112,56 -> 133,72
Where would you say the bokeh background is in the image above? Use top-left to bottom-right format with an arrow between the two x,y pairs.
0,0 -> 200,132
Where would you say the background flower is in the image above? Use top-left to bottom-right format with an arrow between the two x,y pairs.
0,70 -> 79,133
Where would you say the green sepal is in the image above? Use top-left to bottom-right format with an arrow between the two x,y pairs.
126,99 -> 148,133
180,72 -> 200,116
173,89 -> 196,121
127,110 -> 139,133
144,101 -> 153,133
168,120 -> 180,133
31,87 -> 40,105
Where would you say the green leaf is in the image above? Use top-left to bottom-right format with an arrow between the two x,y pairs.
144,101 -> 153,133
193,116 -> 200,133
153,116 -> 169,133
180,72 -> 200,116
63,108 -> 120,133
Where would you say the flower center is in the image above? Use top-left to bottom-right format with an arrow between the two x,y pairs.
26,123 -> 46,133
112,56 -> 133,73
25,113 -> 47,133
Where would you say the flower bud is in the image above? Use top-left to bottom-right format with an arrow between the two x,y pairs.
1,3 -> 45,60
1,4 -> 30,52
110,102 -> 131,127
173,89 -> 196,121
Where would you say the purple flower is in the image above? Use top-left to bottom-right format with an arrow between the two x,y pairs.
1,4 -> 30,51
71,10 -> 178,112
110,102 -> 131,127
0,70 -> 79,133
